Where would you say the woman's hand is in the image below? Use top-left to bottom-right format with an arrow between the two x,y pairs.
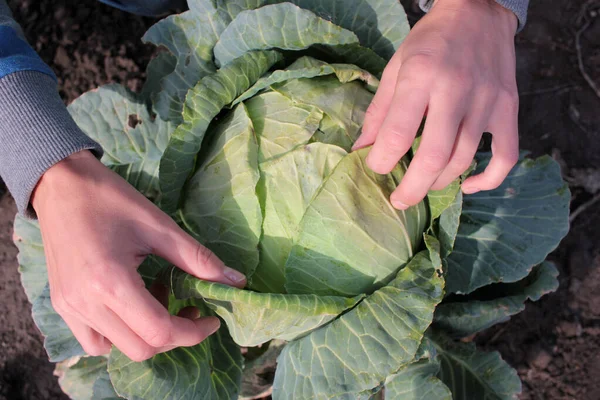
354,0 -> 519,209
31,151 -> 246,361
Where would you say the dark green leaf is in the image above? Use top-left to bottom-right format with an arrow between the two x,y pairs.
446,155 -> 570,294
434,262 -> 559,338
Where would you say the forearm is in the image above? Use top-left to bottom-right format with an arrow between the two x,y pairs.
0,1 -> 102,216
419,0 -> 529,31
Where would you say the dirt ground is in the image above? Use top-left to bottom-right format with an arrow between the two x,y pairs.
1,0 -> 599,399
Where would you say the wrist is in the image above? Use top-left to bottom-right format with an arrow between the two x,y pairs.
31,150 -> 99,213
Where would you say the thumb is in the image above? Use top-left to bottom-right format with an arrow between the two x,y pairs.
145,217 -> 247,288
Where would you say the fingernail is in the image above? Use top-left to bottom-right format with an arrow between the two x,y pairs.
462,186 -> 480,195
206,317 -> 221,335
224,267 -> 246,285
391,199 -> 409,210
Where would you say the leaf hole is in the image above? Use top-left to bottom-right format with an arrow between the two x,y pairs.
128,114 -> 141,129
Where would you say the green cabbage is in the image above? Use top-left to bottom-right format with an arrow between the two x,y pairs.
14,1 -> 570,399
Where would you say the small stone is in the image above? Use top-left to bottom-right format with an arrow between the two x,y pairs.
560,321 -> 582,337
528,348 -> 553,369
53,47 -> 70,69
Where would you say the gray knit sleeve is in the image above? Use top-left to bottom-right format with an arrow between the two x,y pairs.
0,72 -> 103,216
0,1 -> 103,217
419,0 -> 529,32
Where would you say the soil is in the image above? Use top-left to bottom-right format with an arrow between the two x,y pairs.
1,0 -> 599,399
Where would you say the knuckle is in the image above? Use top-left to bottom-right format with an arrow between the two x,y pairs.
383,127 -> 411,150
502,151 -> 519,169
89,274 -> 116,299
126,345 -> 155,363
420,151 -> 450,173
195,245 -> 218,268
61,288 -> 83,310
403,54 -> 438,76
83,343 -> 107,357
479,80 -> 500,100
365,102 -> 381,120
449,68 -> 474,89
143,325 -> 172,348
449,156 -> 473,174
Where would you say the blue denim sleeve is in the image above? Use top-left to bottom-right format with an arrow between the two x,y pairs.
0,26 -> 57,80
98,0 -> 185,17
0,2 -> 56,80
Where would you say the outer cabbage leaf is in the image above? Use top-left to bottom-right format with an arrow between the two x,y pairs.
430,331 -> 521,400
13,216 -> 46,302
92,372 -> 121,400
434,261 -> 559,338
32,286 -> 85,362
385,360 -> 452,400
159,50 -> 282,214
55,356 -> 110,400
384,337 -> 452,400
279,0 -> 410,60
285,149 -> 428,296
427,181 -> 461,222
108,305 -> 243,400
446,154 -> 570,294
273,250 -> 444,399
210,0 -> 409,61
214,3 -> 358,67
68,85 -> 176,200
254,143 -> 346,293
142,3 -> 226,121
140,51 -> 177,103
170,268 -> 362,347
180,104 -> 262,277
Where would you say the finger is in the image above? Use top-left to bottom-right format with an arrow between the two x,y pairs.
353,52 -> 403,150
103,271 -> 220,349
61,313 -> 111,356
145,217 -> 246,288
462,92 -> 519,193
431,95 -> 497,190
364,81 -> 429,174
390,94 -> 465,209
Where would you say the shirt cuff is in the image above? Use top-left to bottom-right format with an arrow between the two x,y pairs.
419,0 -> 529,32
0,71 -> 103,217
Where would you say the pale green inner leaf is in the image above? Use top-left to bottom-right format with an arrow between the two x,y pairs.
181,104 -> 262,277
253,143 -> 346,293
285,148 -> 427,296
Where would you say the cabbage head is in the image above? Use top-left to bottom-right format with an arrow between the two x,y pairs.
13,1 -> 570,399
